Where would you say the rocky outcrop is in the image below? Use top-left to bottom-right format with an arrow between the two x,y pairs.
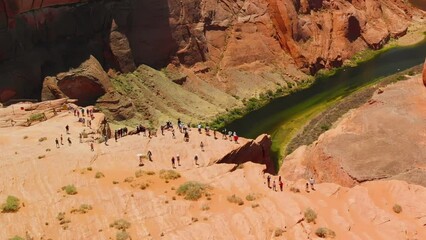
42,56 -> 112,106
216,134 -> 274,173
109,19 -> 136,73
0,0 -> 423,104
281,75 -> 426,187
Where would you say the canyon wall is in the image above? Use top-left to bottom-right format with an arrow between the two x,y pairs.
0,0 -> 423,105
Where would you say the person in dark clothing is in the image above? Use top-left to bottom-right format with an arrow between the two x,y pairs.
67,137 -> 72,146
267,175 -> 271,188
171,157 -> 176,168
55,138 -> 60,148
65,125 -> 69,134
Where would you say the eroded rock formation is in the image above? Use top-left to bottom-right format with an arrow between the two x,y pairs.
0,0 -> 424,104
42,56 -> 112,106
281,74 -> 426,187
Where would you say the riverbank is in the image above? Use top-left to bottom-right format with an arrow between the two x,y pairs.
286,64 -> 424,156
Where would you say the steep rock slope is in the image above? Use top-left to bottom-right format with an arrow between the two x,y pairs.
0,0 -> 424,109
280,73 -> 426,187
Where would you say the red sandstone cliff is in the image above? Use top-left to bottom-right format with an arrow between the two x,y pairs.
0,0 -> 424,104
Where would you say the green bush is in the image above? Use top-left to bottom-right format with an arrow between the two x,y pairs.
227,194 -> 244,205
393,204 -> 402,214
29,113 -> 45,122
176,181 -> 210,201
124,177 -> 134,183
62,185 -> 77,195
1,195 -> 21,213
274,228 -> 284,237
116,231 -> 129,240
304,208 -> 317,223
71,204 -> 93,214
315,227 -> 336,238
9,236 -> 24,240
159,170 -> 181,180
95,172 -> 105,178
245,194 -> 257,201
201,204 -> 210,211
110,219 -> 131,231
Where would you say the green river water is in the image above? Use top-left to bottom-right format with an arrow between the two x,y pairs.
225,39 -> 426,166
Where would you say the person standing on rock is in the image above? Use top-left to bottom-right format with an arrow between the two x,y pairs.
90,142 -> 94,151
184,131 -> 189,142
198,123 -> 202,134
267,174 -> 271,188
309,177 -> 315,191
65,125 -> 69,134
305,183 -> 309,193
200,141 -> 204,152
67,137 -> 72,146
147,150 -> 152,161
55,138 -> 60,148
171,156 -> 176,169
172,129 -> 176,139
114,130 -> 118,142
194,154 -> 199,166
60,134 -> 64,145
79,133 -> 83,143
272,180 -> 277,191
176,154 -> 180,166
279,179 -> 284,192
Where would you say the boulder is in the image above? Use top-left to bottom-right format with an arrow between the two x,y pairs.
217,134 -> 274,173
42,56 -> 112,106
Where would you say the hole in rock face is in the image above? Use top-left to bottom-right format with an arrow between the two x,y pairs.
347,16 -> 361,42
309,0 -> 323,10
58,77 -> 105,106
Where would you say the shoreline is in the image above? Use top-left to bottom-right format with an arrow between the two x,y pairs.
285,64 -> 424,158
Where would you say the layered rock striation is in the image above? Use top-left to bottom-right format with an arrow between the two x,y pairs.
0,0 -> 424,105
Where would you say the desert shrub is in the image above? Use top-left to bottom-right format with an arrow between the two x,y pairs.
9,236 -> 24,240
201,204 -> 210,211
71,204 -> 93,214
393,204 -> 402,214
1,195 -> 21,213
274,228 -> 284,237
290,187 -> 300,193
23,136 -> 28,140
135,170 -> 144,178
304,208 -> 317,223
176,181 -> 210,201
38,137 -> 47,142
57,212 -> 71,225
29,113 -> 45,122
116,231 -> 129,240
87,167 -> 93,171
38,155 -> 45,159
62,185 -> 77,195
252,203 -> 260,208
140,183 -> 149,190
124,177 -> 134,183
110,219 -> 131,231
113,181 -> 119,184
45,148 -> 51,152
245,194 -> 257,201
146,171 -> 155,175
159,170 -> 181,180
227,194 -> 244,205
95,172 -> 105,178
315,227 -> 336,238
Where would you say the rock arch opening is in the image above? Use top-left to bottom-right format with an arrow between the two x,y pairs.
347,16 -> 361,42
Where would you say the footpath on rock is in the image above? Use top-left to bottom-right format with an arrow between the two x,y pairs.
1,98 -> 426,239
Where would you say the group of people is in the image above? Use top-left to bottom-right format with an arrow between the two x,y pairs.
114,127 -> 129,141
266,174 -> 285,192
265,173 -> 316,193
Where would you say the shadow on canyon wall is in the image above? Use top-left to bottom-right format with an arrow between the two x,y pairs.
0,0 -> 175,104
